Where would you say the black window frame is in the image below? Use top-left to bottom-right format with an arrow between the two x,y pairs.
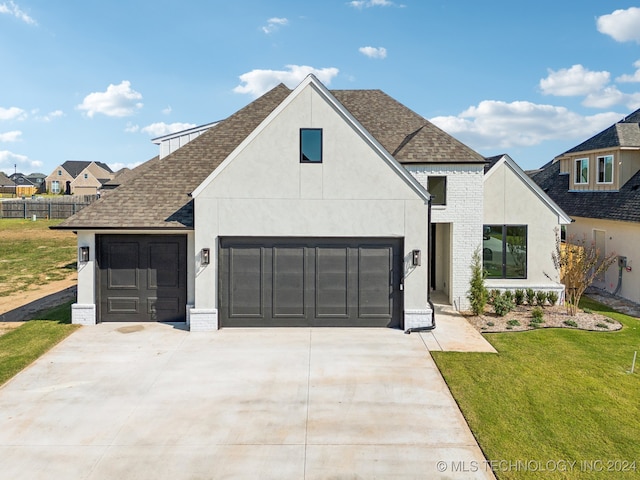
427,176 -> 447,206
482,224 -> 528,279
300,128 -> 323,163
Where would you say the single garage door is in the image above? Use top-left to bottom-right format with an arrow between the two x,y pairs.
97,235 -> 187,322
219,237 -> 403,328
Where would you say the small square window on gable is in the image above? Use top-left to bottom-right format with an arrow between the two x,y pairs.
300,128 -> 322,163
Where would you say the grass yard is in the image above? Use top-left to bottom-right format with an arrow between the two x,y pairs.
0,218 -> 76,297
0,302 -> 78,386
433,297 -> 640,479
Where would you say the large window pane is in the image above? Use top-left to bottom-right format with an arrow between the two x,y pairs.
505,226 -> 527,278
483,226 -> 504,278
483,225 -> 527,279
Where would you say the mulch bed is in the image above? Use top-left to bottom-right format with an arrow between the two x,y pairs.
464,304 -> 622,333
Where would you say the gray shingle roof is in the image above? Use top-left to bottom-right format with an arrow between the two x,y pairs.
57,83 -> 484,230
333,90 -> 485,163
561,108 -> 640,155
532,160 -> 640,223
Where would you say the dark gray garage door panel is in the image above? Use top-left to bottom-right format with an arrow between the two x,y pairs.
219,238 -> 402,328
97,235 -> 187,323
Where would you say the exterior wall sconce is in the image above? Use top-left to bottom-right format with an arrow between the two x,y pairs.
412,249 -> 421,266
201,248 -> 210,265
79,246 -> 90,263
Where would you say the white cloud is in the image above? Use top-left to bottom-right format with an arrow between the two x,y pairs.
125,123 -> 140,133
0,150 -> 42,170
109,161 -> 144,171
234,65 -> 340,97
140,122 -> 197,137
162,105 -> 172,115
359,46 -> 387,59
262,17 -> 288,34
349,0 -> 402,8
35,109 -> 64,122
540,65 -> 610,96
597,7 -> 640,44
77,81 -> 143,118
0,106 -> 26,121
583,86 -> 640,110
0,1 -> 37,25
617,60 -> 640,83
430,100 -> 624,151
0,130 -> 21,142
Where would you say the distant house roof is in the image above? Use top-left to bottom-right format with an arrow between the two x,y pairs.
533,108 -> 640,223
558,108 -> 640,156
533,160 -> 640,223
0,172 -> 16,187
9,173 -> 34,186
60,161 -> 113,177
56,81 -> 485,230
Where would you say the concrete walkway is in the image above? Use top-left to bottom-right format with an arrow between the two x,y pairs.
0,324 -> 495,480
421,294 -> 498,353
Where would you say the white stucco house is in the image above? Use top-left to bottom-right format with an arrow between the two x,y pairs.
55,75 -> 570,331
533,107 -> 640,304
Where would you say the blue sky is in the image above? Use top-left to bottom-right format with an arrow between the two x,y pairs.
2,0 -> 640,177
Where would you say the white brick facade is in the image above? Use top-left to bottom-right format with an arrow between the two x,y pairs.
405,164 -> 485,311
71,304 -> 96,325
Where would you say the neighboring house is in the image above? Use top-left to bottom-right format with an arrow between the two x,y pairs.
45,161 -> 113,195
55,75 -> 569,331
0,172 -> 16,195
533,108 -> 640,304
9,173 -> 37,197
26,173 -> 47,193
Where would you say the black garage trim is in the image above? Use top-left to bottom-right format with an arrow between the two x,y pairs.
219,237 -> 403,328
96,234 -> 187,322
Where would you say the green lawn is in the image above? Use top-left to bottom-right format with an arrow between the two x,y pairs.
433,297 -> 640,479
0,218 -> 76,297
0,302 -> 79,386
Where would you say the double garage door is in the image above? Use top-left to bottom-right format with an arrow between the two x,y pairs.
219,237 -> 403,328
97,235 -> 402,328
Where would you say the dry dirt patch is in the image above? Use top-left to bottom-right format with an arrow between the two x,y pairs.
464,304 -> 622,333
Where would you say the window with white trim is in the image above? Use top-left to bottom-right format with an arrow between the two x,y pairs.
575,158 -> 589,184
597,155 -> 613,184
51,180 -> 60,194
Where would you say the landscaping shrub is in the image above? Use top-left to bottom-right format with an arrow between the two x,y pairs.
563,319 -> 578,327
493,293 -> 515,317
468,247 -> 488,316
531,306 -> 544,322
596,323 -> 609,329
507,319 -> 520,327
503,290 -> 513,302
526,288 -> 536,305
547,291 -> 559,306
489,289 -> 501,305
536,290 -> 547,307
514,289 -> 525,306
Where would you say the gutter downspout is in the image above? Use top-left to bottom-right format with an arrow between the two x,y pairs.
405,195 -> 436,334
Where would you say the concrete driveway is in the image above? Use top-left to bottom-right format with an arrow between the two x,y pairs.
0,324 -> 494,479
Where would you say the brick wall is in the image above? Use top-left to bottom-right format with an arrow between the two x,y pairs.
405,164 -> 485,310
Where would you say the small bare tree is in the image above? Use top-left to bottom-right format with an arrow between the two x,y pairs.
552,230 -> 617,315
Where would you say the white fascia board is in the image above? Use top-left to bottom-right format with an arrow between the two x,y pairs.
191,74 -> 430,202
486,154 -> 572,225
151,121 -> 220,145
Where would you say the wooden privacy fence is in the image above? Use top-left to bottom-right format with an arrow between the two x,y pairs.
0,195 -> 97,219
